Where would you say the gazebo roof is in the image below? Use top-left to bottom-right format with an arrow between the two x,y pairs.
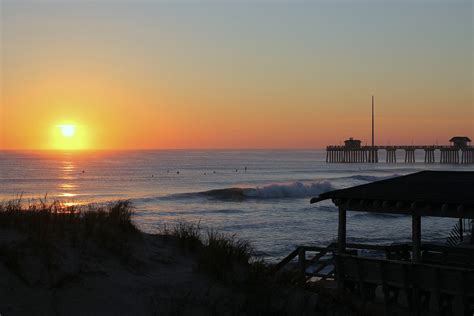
450,136 -> 471,142
311,171 -> 474,218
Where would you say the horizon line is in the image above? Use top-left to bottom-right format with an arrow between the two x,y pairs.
0,147 -> 329,151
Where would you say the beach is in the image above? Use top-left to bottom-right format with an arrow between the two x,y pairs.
0,201 -> 334,315
2,0 -> 472,314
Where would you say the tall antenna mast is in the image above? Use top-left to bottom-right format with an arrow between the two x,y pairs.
371,95 -> 374,147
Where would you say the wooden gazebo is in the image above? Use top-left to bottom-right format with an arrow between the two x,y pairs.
277,171 -> 474,314
311,171 -> 474,262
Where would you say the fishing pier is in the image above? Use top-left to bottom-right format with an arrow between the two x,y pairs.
326,136 -> 473,164
326,97 -> 473,164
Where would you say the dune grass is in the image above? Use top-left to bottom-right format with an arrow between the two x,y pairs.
0,199 -> 140,287
159,221 -> 333,314
162,221 -> 202,251
0,200 -> 341,313
161,221 -> 271,285
1,200 -> 291,283
0,200 -> 287,286
0,199 -> 138,248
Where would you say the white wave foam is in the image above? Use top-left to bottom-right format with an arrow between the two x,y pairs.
134,174 -> 396,203
244,181 -> 334,199
346,174 -> 400,182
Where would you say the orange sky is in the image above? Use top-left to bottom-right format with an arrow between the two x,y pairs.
1,1 -> 472,150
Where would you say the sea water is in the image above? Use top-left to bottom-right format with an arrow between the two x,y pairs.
1,150 -> 473,261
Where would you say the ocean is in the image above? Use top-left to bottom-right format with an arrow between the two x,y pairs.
1,150 -> 473,261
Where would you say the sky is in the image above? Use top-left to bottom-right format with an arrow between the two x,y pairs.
0,0 -> 472,150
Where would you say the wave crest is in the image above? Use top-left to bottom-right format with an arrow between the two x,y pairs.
245,181 -> 334,199
347,174 -> 399,182
135,174 -> 399,203
196,181 -> 334,201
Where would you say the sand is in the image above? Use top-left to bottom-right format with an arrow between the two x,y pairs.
0,229 -> 325,315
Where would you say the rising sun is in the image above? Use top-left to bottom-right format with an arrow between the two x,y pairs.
52,122 -> 88,150
58,124 -> 76,137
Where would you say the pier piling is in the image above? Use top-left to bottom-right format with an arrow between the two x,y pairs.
386,148 -> 397,163
404,148 -> 416,163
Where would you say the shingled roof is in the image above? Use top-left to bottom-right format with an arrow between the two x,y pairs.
311,171 -> 474,218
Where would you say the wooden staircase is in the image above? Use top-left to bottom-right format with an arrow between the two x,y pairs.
273,244 -> 338,281
447,218 -> 473,246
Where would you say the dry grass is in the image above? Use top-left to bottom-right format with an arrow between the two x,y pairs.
0,201 -> 344,314
161,221 -> 270,285
0,199 -> 138,250
0,199 -> 140,287
159,222 -> 330,314
198,229 -> 254,281
162,221 -> 202,251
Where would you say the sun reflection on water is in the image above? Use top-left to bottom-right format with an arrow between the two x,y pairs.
59,192 -> 76,198
58,155 -> 80,202
59,183 -> 77,190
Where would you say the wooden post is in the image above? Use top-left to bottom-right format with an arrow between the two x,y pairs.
336,207 -> 347,292
338,207 -> 347,253
471,220 -> 474,245
412,214 -> 421,263
298,247 -> 306,274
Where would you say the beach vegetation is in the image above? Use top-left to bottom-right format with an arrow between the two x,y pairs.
0,199 -> 139,287
0,199 -> 137,244
0,199 -> 356,314
161,221 -> 271,285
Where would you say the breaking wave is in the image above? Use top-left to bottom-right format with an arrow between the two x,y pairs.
344,174 -> 400,182
135,174 -> 400,203
243,181 -> 334,199
155,181 -> 335,201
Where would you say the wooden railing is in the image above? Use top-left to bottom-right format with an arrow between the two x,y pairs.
447,218 -> 473,246
275,242 -> 474,276
273,245 -> 335,276
273,242 -> 414,279
276,242 -> 474,313
337,254 -> 474,314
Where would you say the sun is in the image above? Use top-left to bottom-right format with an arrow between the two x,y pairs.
58,124 -> 76,137
51,121 -> 89,150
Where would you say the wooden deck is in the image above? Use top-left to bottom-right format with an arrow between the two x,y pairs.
338,254 -> 474,315
303,171 -> 474,314
275,243 -> 474,315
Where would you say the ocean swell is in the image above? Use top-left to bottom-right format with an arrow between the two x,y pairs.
136,174 -> 399,203
345,174 -> 400,182
193,181 -> 335,201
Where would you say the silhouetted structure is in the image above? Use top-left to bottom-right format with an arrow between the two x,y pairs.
326,96 -> 473,164
276,171 -> 474,314
344,137 -> 361,149
450,136 -> 471,148
326,136 -> 474,164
